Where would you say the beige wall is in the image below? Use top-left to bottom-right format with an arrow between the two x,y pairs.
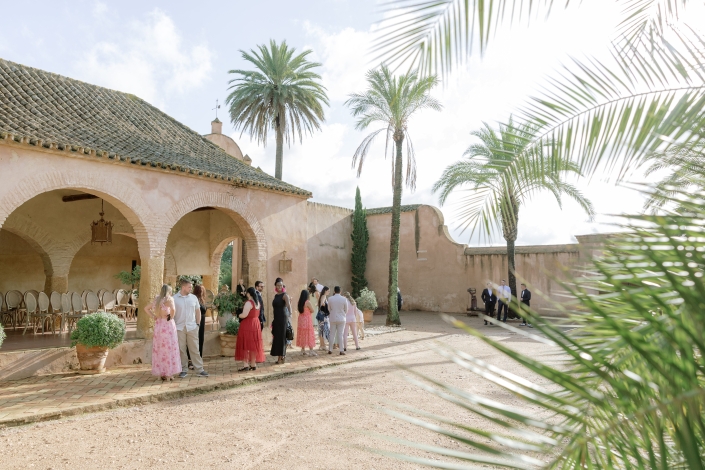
0,230 -> 45,292
68,235 -> 140,293
365,205 -> 584,315
306,202 -> 353,293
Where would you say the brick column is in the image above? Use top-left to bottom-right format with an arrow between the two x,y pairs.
44,274 -> 68,294
136,255 -> 164,339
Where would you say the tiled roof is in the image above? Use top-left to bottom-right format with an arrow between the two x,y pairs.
0,58 -> 311,197
366,204 -> 421,215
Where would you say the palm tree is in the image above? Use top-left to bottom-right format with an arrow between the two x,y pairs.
346,65 -> 441,325
433,118 -> 594,307
226,39 -> 328,180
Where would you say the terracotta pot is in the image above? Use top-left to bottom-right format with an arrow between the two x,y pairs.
363,309 -> 374,323
75,344 -> 109,374
218,312 -> 233,329
219,332 -> 238,357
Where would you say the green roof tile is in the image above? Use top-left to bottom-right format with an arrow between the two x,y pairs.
0,58 -> 311,197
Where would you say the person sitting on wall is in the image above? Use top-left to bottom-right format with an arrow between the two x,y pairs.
481,282 -> 497,326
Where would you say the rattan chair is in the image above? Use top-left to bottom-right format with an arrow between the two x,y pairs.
5,290 -> 23,330
86,292 -> 100,313
66,292 -> 86,333
23,292 -> 52,335
36,292 -> 55,335
102,291 -> 126,321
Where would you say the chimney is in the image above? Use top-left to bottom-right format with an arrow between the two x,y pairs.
211,118 -> 222,134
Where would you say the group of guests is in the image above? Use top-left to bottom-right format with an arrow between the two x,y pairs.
146,276 -> 365,380
480,280 -> 532,327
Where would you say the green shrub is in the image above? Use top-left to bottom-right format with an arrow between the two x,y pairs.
0,324 -> 5,349
213,292 -> 244,317
70,311 -> 126,349
355,287 -> 378,311
225,317 -> 240,336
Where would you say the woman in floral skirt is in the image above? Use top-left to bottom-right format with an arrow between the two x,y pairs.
296,289 -> 317,356
144,284 -> 181,381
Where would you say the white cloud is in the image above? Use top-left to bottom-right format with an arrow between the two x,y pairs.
75,9 -> 212,107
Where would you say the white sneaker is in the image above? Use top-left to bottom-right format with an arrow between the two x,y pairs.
519,323 -> 527,326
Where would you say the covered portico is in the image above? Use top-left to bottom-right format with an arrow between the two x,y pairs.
0,58 -> 311,346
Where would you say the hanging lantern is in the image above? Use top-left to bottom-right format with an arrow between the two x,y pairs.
91,199 -> 113,245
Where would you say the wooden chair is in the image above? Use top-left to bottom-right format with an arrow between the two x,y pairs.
60,293 -> 72,332
23,292 -> 51,335
116,289 -> 132,320
66,292 -> 86,333
5,290 -> 23,330
97,289 -> 107,307
36,292 -> 55,335
81,291 -> 91,311
50,291 -> 62,332
102,291 -> 126,321
86,292 -> 100,313
0,290 -> 7,328
124,291 -> 138,320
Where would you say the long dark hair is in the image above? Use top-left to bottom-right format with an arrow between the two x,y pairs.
319,286 -> 329,307
246,286 -> 259,308
298,290 -> 309,313
193,285 -> 206,305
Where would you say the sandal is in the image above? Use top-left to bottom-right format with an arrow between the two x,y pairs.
249,366 -> 257,371
238,366 -> 250,372
160,376 -> 167,381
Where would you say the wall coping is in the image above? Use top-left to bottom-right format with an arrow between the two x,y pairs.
464,243 -> 580,256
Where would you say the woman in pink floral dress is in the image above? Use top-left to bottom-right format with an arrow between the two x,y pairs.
296,289 -> 317,356
145,284 -> 181,381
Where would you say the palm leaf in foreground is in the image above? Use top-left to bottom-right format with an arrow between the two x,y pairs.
372,0 -> 685,77
376,187 -> 705,469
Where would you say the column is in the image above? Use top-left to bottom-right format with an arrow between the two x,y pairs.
44,274 -> 68,294
136,255 -> 164,339
231,238 -> 242,291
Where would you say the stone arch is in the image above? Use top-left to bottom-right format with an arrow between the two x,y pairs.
164,191 -> 266,272
0,224 -> 55,290
0,170 -> 162,259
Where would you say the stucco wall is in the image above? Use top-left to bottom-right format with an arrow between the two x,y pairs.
306,202 -> 353,293
68,234 -> 140,292
365,205 -> 583,315
0,230 -> 45,292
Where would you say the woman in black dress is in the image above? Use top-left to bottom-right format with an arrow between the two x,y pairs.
187,285 -> 208,369
270,277 -> 291,364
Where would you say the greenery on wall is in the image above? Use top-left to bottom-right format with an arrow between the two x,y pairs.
219,244 -> 233,289
350,186 -> 369,298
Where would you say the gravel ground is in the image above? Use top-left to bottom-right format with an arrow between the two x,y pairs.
0,312 -> 559,469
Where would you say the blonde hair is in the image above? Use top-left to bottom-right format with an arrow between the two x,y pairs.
343,292 -> 356,306
154,284 -> 172,308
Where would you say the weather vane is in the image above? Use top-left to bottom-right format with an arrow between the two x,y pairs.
213,99 -> 220,119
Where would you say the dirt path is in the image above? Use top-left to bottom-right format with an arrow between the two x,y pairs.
0,312 -> 556,469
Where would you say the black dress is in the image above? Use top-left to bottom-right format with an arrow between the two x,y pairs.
270,293 -> 288,357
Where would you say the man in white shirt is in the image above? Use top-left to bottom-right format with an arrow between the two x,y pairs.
326,286 -> 349,356
312,278 -> 324,294
173,279 -> 208,378
497,279 -> 511,323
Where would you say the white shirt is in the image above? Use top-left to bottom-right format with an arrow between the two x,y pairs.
173,292 -> 199,331
327,294 -> 349,323
499,285 -> 511,302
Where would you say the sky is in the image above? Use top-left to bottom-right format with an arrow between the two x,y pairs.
1,0 -> 703,246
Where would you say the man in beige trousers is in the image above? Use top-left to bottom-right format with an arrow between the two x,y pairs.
173,279 -> 209,378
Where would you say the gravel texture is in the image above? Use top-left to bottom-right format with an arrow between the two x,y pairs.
0,312 -> 559,469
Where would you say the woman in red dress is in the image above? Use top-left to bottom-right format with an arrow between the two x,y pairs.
235,287 -> 265,371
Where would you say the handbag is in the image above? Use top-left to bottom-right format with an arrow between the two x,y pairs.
285,320 -> 294,341
316,311 -> 324,322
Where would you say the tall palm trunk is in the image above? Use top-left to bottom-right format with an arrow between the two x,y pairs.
387,131 -> 404,326
502,196 -> 519,316
275,115 -> 284,180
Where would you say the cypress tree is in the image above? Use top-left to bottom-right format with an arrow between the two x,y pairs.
351,187 -> 369,298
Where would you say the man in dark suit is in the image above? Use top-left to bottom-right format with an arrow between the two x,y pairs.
481,282 -> 497,326
519,283 -> 532,328
255,280 -> 266,330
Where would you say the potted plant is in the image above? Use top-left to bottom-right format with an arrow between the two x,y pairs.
70,311 -> 126,374
219,317 -> 240,356
356,287 -> 378,323
213,291 -> 244,328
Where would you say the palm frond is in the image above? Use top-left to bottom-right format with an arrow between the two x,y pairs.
372,0 -> 684,78
379,186 -> 705,468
